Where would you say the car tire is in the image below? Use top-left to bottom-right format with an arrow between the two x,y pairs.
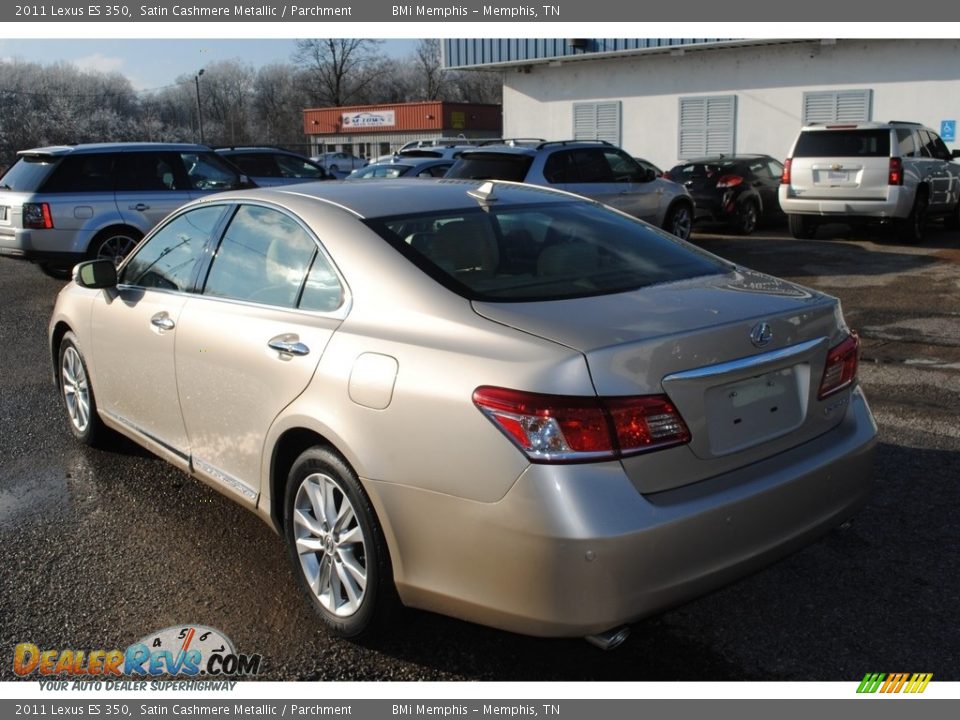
283,446 -> 396,639
788,214 -> 817,240
895,191 -> 928,244
39,264 -> 73,280
89,227 -> 143,267
58,332 -> 108,447
663,203 -> 693,241
733,200 -> 759,235
944,199 -> 960,230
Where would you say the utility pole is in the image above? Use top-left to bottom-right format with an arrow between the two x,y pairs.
194,69 -> 205,144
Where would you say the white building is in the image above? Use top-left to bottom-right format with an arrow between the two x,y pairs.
443,39 -> 960,171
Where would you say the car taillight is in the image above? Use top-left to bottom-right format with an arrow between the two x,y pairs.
888,157 -> 903,186
23,202 -> 54,229
472,386 -> 691,464
716,174 -> 744,189
818,333 -> 860,399
781,158 -> 792,184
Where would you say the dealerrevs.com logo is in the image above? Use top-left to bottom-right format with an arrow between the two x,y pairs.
13,625 -> 261,679
857,673 -> 933,694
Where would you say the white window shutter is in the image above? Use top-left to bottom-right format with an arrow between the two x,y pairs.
573,101 -> 622,146
679,95 -> 736,159
802,90 -> 872,124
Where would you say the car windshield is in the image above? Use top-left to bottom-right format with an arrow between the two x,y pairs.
668,161 -> 739,180
366,201 -> 726,302
0,155 -> 59,191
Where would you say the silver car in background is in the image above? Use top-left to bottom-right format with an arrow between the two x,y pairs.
49,179 -> 875,646
446,140 -> 696,240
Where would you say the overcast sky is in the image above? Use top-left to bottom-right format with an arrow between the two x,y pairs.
0,38 -> 419,92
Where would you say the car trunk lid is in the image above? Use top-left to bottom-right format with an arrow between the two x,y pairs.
473,269 -> 853,493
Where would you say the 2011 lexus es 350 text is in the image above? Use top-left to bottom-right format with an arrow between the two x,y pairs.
49,179 -> 876,647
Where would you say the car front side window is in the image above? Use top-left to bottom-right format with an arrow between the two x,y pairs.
120,205 -> 226,291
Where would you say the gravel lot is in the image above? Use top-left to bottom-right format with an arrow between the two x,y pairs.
1,221 -> 958,681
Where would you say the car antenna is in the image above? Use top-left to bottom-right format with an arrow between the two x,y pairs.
467,181 -> 499,207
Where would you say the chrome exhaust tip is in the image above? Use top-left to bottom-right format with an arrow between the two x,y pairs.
584,626 -> 631,651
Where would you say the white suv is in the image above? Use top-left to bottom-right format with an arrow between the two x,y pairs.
779,121 -> 960,242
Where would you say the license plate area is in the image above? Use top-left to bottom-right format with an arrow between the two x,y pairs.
704,366 -> 806,456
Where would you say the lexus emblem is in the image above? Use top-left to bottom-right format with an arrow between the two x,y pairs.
749,322 -> 774,348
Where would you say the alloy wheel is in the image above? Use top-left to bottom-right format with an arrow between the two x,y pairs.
292,472 -> 368,617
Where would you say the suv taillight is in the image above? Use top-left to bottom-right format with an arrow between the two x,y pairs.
473,386 -> 691,464
23,202 -> 54,229
818,333 -> 860,399
888,157 -> 903,186
781,158 -> 792,185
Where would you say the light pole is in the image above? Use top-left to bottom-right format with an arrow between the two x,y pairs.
194,69 -> 205,144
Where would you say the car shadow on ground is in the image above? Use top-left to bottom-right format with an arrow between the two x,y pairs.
689,225 -> 955,279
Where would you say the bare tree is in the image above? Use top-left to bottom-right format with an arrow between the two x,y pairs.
293,39 -> 385,108
415,39 -> 445,101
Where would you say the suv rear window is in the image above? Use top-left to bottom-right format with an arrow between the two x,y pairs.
446,153 -> 533,182
0,155 -> 60,192
366,201 -> 724,302
793,129 -> 890,157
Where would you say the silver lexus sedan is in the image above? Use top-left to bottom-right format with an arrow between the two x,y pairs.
49,179 -> 876,647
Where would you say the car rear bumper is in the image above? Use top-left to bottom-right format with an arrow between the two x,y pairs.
0,227 -> 86,265
779,186 -> 913,219
367,386 -> 876,637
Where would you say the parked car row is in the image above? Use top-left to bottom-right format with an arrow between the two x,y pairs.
4,123 -> 957,280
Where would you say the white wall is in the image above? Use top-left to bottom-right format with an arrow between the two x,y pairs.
502,39 -> 960,171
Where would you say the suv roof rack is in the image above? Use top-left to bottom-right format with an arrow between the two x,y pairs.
535,139 -> 615,149
478,138 -> 546,147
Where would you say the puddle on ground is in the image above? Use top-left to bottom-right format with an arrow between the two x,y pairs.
0,451 -> 101,527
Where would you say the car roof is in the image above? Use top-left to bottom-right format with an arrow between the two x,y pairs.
18,142 -> 211,157
216,147 -> 308,156
679,154 -> 775,163
799,121 -> 931,131
211,178 -> 589,219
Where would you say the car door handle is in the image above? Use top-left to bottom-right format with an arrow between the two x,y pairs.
129,203 -> 150,211
150,312 -> 175,331
268,334 -> 310,356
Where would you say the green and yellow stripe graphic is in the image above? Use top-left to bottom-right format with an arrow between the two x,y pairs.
857,672 -> 933,694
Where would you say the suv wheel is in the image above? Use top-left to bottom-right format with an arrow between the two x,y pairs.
284,447 -> 396,639
788,214 -> 817,240
664,203 -> 693,241
734,200 -> 759,235
90,227 -> 143,266
895,191 -> 928,244
944,199 -> 960,230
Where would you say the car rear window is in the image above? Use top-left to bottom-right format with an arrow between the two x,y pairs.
0,155 -> 60,192
446,153 -> 533,182
793,129 -> 891,157
366,201 -> 726,302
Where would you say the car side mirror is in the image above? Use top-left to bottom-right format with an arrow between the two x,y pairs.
73,260 -> 117,289
642,168 -> 657,182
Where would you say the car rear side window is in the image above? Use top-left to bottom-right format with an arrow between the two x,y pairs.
793,129 -> 890,157
203,205 -> 318,308
40,153 -> 117,193
367,201 -> 726,302
116,152 -> 188,192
